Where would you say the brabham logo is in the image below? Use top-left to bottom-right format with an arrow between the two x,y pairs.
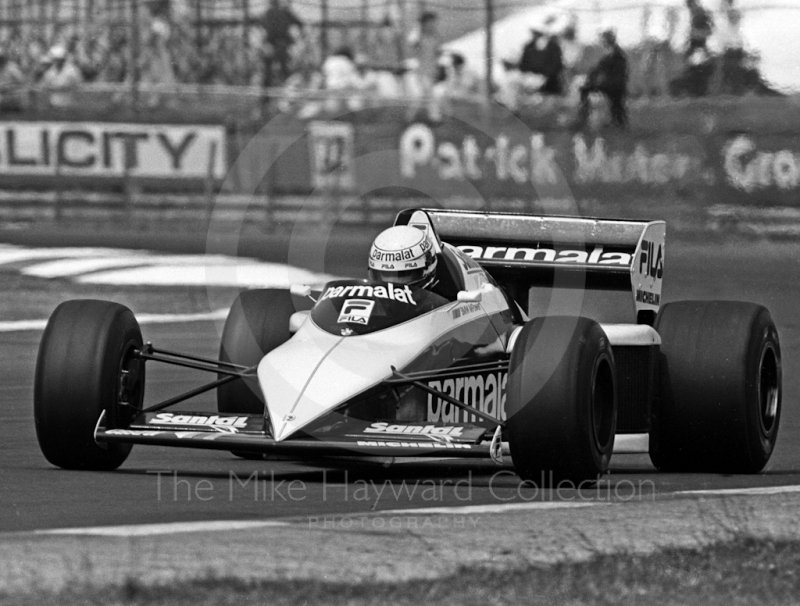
320,283 -> 416,305
148,413 -> 249,433
427,370 -> 508,423
451,302 -> 481,320
458,244 -> 632,266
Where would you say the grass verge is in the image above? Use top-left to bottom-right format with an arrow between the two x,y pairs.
2,536 -> 798,606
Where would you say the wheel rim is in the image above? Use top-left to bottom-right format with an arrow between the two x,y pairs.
758,343 -> 779,435
592,357 -> 615,451
115,340 -> 144,427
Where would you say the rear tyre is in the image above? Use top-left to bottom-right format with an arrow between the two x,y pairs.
218,289 -> 296,458
507,316 -> 617,485
650,301 -> 781,473
34,300 -> 145,470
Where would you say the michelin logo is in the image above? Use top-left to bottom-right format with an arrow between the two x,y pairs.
357,440 -> 471,450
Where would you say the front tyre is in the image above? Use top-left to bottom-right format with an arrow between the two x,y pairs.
217,289 -> 296,415
650,301 -> 781,473
507,316 -> 617,485
217,289 -> 297,460
34,300 -> 145,470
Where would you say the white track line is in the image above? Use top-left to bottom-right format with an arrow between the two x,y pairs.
377,502 -> 602,516
35,519 -> 289,537
0,246 -> 130,265
23,257 -> 155,278
22,254 -> 266,278
0,309 -> 229,332
77,264 -> 335,288
676,485 -> 800,497
1,244 -> 339,287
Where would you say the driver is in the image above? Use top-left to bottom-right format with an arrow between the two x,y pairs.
368,226 -> 444,300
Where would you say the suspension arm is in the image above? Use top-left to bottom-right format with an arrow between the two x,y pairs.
384,360 -> 509,385
136,343 -> 255,378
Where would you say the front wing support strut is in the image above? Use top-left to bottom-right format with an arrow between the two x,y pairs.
133,343 -> 258,415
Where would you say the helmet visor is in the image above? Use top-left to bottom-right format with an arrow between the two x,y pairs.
369,267 -> 428,285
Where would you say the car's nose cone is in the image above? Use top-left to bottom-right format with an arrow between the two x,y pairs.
258,322 -> 420,442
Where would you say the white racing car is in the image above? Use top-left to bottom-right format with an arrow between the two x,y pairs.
34,209 -> 782,483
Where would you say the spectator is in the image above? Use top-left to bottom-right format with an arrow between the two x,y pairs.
519,26 -> 547,77
139,18 -> 177,106
262,0 -> 303,84
433,52 -> 482,113
560,18 -> 583,98
0,49 -> 26,112
541,20 -> 565,95
637,6 -> 675,97
520,21 -> 564,95
407,11 -> 441,119
671,46 -> 714,96
686,0 -> 714,57
441,53 -> 481,97
576,30 -> 628,128
40,46 -> 83,108
371,15 -> 402,71
717,0 -> 743,52
712,0 -> 745,94
322,46 -> 360,90
495,57 -> 524,111
410,11 -> 440,92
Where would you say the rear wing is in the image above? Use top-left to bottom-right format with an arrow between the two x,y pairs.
395,209 -> 665,323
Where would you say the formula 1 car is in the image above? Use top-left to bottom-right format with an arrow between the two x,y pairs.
34,209 -> 782,483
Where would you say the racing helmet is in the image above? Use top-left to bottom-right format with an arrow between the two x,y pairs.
368,225 -> 437,288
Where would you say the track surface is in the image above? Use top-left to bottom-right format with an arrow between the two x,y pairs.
1,239 -> 800,534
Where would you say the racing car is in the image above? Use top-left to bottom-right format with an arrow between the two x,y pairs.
33,209 -> 782,483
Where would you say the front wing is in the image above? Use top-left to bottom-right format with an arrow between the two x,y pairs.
95,412 -> 506,460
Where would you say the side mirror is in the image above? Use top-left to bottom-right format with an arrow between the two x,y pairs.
289,311 -> 309,333
457,289 -> 483,303
290,284 -> 312,298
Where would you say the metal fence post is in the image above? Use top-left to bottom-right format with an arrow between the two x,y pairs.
485,0 -> 494,104
321,0 -> 329,65
130,0 -> 140,112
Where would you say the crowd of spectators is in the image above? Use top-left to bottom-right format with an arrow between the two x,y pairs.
0,0 -> 775,118
492,0 -> 773,127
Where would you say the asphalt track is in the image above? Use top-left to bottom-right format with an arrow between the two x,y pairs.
2,236 -> 800,541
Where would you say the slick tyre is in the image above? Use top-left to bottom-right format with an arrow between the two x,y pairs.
34,300 -> 145,470
650,301 -> 781,473
507,316 -> 617,485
